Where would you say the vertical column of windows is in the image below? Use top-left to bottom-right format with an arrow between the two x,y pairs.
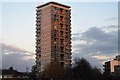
36,9 -> 41,68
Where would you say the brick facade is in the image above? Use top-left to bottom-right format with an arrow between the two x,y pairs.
36,2 -> 71,74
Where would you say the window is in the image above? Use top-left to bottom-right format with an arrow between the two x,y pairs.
54,7 -> 59,10
60,31 -> 63,37
53,22 -> 58,29
60,46 -> 64,53
60,16 -> 63,21
54,46 -> 57,52
60,39 -> 64,44
54,38 -> 56,41
60,8 -> 63,14
65,10 -> 68,14
60,54 -> 64,61
54,46 -> 56,49
54,26 -> 57,29
53,14 -> 57,18
52,14 -> 59,22
53,7 -> 59,14
39,62 -> 41,65
60,23 -> 63,29
54,33 -> 56,37
61,62 -> 64,67
39,55 -> 41,57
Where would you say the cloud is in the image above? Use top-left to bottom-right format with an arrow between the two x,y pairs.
92,55 -> 113,60
2,43 -> 27,53
102,25 -> 118,31
1,43 -> 35,72
1,25 -> 118,71
104,17 -> 117,21
81,27 -> 116,41
105,25 -> 118,28
72,26 -> 118,69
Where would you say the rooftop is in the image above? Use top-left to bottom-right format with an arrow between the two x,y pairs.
37,2 -> 71,8
2,68 -> 23,75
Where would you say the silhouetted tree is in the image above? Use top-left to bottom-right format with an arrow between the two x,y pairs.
72,58 -> 102,80
103,73 -> 114,80
63,67 -> 73,80
72,58 -> 92,80
92,67 -> 103,80
42,61 -> 64,79
29,65 -> 37,80
40,58 -> 103,80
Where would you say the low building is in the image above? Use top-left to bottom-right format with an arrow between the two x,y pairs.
114,65 -> 120,76
1,67 -> 27,80
103,55 -> 120,75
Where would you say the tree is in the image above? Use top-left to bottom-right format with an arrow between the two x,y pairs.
72,58 -> 102,80
42,61 -> 64,79
92,67 -> 103,80
41,58 -> 103,80
29,65 -> 37,80
63,67 -> 73,80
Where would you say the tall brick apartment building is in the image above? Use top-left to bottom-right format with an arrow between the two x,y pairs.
35,2 -> 71,74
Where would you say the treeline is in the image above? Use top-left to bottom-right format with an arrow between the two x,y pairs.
30,58 -> 120,80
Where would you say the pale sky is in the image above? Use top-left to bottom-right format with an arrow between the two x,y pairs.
2,2 -> 118,52
1,0 -> 119,71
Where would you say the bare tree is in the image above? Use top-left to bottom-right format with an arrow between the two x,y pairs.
42,61 -> 64,79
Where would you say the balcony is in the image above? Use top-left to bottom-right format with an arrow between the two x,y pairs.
36,15 -> 41,19
36,19 -> 41,22
60,44 -> 64,47
36,12 -> 41,15
36,27 -> 41,30
37,22 -> 41,25
60,16 -> 65,23
60,8 -> 64,14
36,23 -> 41,26
60,24 -> 64,31
36,31 -> 40,35
36,48 -> 41,51
36,37 -> 41,41
36,34 -> 40,37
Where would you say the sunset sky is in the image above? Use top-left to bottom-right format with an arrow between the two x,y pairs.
1,0 -> 119,71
